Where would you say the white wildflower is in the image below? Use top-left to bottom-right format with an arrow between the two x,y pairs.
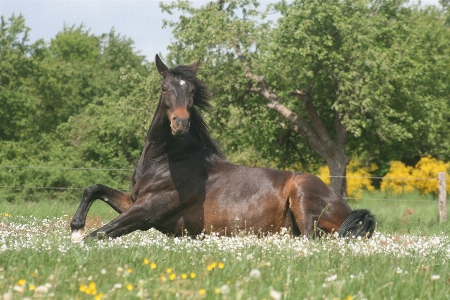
325,274 -> 337,282
34,285 -> 49,294
431,275 -> 440,281
13,286 -> 24,293
2,291 -> 13,300
269,288 -> 282,300
220,284 -> 230,294
114,283 -> 123,289
249,269 -> 261,279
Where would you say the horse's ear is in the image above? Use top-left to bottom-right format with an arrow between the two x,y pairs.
155,54 -> 169,77
191,59 -> 201,76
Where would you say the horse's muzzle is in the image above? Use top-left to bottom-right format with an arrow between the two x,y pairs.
171,116 -> 190,136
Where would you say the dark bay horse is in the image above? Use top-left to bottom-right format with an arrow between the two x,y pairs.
70,55 -> 376,240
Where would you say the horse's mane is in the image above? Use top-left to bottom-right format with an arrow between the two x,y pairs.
168,65 -> 225,159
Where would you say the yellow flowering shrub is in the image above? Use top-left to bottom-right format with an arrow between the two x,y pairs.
317,160 -> 376,200
411,156 -> 450,194
381,157 -> 450,195
380,161 -> 415,194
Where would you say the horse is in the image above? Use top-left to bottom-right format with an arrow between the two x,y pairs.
70,55 -> 376,240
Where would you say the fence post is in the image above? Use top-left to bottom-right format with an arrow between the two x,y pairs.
438,172 -> 447,223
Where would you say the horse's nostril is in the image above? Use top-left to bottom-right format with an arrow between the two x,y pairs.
172,116 -> 177,121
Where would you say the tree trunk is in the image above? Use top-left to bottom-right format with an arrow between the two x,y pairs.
327,155 -> 349,199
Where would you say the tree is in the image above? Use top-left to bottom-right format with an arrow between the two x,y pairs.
35,25 -> 148,134
161,0 -> 450,197
0,14 -> 43,140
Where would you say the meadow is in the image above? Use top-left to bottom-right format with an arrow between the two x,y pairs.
0,193 -> 449,300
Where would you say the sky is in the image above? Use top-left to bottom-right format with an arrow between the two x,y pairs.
0,0 -> 443,62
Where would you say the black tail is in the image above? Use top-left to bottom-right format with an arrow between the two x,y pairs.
338,209 -> 376,238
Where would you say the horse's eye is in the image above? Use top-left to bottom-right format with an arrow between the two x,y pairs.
162,86 -> 167,92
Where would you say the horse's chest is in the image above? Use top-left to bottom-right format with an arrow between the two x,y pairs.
133,160 -> 207,201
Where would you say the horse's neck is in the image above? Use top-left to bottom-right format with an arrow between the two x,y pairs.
134,115 -> 202,174
133,115 -> 170,180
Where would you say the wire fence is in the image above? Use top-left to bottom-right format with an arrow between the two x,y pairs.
0,164 -> 446,203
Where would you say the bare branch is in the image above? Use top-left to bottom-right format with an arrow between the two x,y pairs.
290,89 -> 335,150
233,44 -> 326,156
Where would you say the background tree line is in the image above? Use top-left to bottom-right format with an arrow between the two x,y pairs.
1,0 -> 449,203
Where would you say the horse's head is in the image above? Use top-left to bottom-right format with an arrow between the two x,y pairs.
155,54 -> 200,137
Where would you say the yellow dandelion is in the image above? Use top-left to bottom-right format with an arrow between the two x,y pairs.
95,292 -> 104,300
218,262 -> 225,269
79,284 -> 87,292
127,268 -> 133,274
190,272 -> 196,279
210,262 -> 217,268
169,273 -> 176,281
199,289 -> 206,295
206,265 -> 213,271
29,284 -> 35,291
344,295 -> 353,300
85,288 -> 93,295
166,268 -> 172,274
181,273 -> 188,279
125,283 -> 133,291
160,275 -> 167,282
143,258 -> 149,265
150,262 -> 157,269
88,282 -> 96,290
215,288 -> 221,294
5,213 -> 10,217
17,279 -> 26,286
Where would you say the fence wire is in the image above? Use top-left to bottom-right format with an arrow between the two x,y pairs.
0,164 -> 445,203
0,165 -> 133,171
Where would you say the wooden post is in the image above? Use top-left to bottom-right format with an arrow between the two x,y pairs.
438,172 -> 447,223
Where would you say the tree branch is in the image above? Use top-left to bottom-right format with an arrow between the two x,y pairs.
233,44 -> 326,156
290,90 -> 335,150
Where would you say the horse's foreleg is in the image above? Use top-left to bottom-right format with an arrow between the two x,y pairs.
70,184 -> 132,240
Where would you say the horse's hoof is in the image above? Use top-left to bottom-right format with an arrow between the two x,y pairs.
71,228 -> 85,242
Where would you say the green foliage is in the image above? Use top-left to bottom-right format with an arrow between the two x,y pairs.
0,15 -> 42,140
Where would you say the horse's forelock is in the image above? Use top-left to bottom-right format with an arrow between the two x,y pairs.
169,65 -> 211,113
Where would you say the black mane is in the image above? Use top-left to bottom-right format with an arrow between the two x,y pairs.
168,64 -> 225,159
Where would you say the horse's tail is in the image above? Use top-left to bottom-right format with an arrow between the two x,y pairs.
338,209 -> 376,238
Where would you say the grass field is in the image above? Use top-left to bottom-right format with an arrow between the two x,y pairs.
0,192 -> 449,300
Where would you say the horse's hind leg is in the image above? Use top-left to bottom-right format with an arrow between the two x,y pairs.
87,203 -> 148,239
287,174 -> 351,239
70,184 -> 132,240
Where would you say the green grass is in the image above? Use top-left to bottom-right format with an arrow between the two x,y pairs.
0,192 -> 449,299
351,190 -> 449,235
